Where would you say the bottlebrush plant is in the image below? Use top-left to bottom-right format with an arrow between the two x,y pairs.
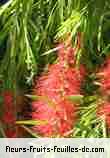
0,88 -> 31,137
96,57 -> 110,131
97,58 -> 110,95
1,0 -> 110,138
31,36 -> 86,137
97,101 -> 110,129
0,90 -> 17,137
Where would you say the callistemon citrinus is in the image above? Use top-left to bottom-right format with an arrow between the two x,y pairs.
97,101 -> 110,128
32,38 -> 86,137
97,58 -> 110,95
96,57 -> 110,128
1,90 -> 17,137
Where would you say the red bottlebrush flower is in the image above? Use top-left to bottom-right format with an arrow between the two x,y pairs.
58,44 -> 75,66
58,120 -> 72,136
2,111 -> 15,124
1,90 -> 17,137
33,124 -> 54,137
2,91 -> 14,108
97,102 -> 110,128
5,129 -> 17,138
1,90 -> 16,124
32,41 -> 86,137
32,99 -> 76,137
97,58 -> 110,94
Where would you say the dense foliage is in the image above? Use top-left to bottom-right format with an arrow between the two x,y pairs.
0,0 -> 110,137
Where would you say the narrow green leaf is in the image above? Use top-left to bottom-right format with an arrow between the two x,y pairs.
25,94 -> 56,107
67,95 -> 84,103
16,120 -> 48,126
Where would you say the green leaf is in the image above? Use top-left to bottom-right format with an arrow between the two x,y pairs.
25,94 -> 56,107
67,95 -> 84,104
25,94 -> 39,100
16,120 -> 48,126
20,125 -> 40,138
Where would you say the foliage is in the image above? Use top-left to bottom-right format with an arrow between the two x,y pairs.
0,0 -> 110,137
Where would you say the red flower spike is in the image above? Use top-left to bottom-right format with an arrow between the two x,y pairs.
1,90 -> 17,137
2,91 -> 14,108
97,102 -> 110,128
97,58 -> 110,94
32,40 -> 86,137
2,111 -> 15,124
5,129 -> 17,138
